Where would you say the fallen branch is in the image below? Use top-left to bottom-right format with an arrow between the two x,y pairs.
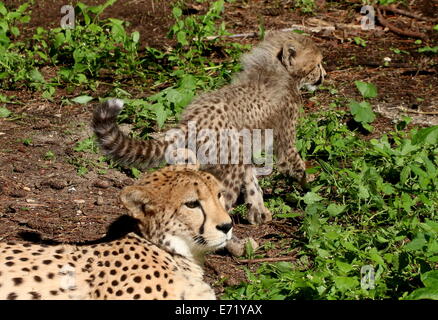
17,203 -> 48,207
379,5 -> 437,23
398,107 -> 438,115
376,7 -> 427,39
236,255 -> 298,264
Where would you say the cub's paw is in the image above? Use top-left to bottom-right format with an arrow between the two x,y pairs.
247,203 -> 272,225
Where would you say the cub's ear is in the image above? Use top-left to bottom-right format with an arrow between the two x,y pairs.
120,186 -> 155,219
278,44 -> 297,68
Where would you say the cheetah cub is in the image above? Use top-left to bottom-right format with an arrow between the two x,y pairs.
0,165 -> 232,300
93,31 -> 325,225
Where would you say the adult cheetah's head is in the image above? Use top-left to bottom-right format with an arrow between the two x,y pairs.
240,31 -> 326,91
120,165 -> 232,260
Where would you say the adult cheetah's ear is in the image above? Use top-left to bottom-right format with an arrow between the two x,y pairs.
120,186 -> 155,219
278,44 -> 297,68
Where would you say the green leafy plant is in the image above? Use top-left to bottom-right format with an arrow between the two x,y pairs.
348,81 -> 377,131
404,270 -> 438,300
353,36 -> 367,47
0,106 -> 11,117
418,46 -> 438,54
224,107 -> 438,300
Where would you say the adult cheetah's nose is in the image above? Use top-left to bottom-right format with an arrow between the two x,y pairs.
216,223 -> 232,234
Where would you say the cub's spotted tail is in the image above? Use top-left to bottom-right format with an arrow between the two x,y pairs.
92,99 -> 168,168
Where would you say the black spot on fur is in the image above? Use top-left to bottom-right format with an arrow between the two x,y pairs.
7,292 -> 17,300
29,291 -> 41,300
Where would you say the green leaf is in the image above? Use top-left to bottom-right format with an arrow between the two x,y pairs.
176,30 -> 188,46
404,233 -> 427,251
335,260 -> 353,274
153,103 -> 169,128
355,81 -> 378,99
53,32 -> 65,48
132,31 -> 140,43
29,69 -> 45,83
348,100 -> 376,124
131,167 -> 141,179
405,271 -> 438,300
405,287 -> 438,300
0,106 -> 11,118
412,126 -> 438,145
333,276 -> 359,291
71,95 -> 93,104
10,26 -> 19,36
302,192 -> 323,205
369,248 -> 385,265
358,185 -> 369,199
179,74 -> 197,90
0,3 -> 7,16
327,203 -> 345,216
422,270 -> 438,288
400,166 -> 411,184
172,6 -> 182,18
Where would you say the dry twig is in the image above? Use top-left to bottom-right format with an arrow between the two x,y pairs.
236,251 -> 299,264
398,107 -> 438,115
376,7 -> 427,39
379,5 -> 437,23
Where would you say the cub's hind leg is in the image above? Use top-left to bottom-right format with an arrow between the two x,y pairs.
243,165 -> 272,225
276,144 -> 308,189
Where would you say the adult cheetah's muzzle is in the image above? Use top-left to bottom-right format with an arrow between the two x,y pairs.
216,223 -> 232,234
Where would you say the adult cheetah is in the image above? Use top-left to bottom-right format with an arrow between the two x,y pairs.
92,31 -> 325,226
0,165 -> 232,300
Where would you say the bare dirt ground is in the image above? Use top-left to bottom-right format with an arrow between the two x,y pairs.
0,0 -> 437,297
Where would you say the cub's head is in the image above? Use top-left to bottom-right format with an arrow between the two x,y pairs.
120,165 -> 232,260
240,31 -> 326,91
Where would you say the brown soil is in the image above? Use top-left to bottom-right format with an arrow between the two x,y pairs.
0,0 -> 437,298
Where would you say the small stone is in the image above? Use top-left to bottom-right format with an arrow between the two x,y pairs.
68,187 -> 77,192
73,199 -> 85,204
9,190 -> 26,198
95,196 -> 104,206
13,166 -> 25,173
26,199 -> 36,203
23,187 -> 31,191
41,179 -> 67,190
93,180 -> 111,189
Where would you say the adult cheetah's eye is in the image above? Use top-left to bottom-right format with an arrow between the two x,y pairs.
218,192 -> 222,199
185,200 -> 201,209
